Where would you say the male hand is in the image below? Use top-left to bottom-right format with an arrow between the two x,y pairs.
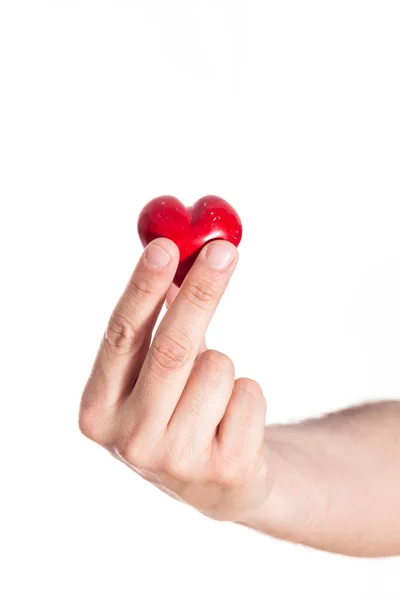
79,239 -> 272,521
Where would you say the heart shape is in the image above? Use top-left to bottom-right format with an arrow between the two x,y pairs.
138,195 -> 242,286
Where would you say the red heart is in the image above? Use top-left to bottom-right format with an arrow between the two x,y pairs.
137,195 -> 242,286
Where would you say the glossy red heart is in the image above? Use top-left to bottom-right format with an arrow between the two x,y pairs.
138,195 -> 242,286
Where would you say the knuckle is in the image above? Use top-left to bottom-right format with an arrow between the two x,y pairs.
149,329 -> 192,377
213,459 -> 247,488
236,377 -> 263,400
183,278 -> 216,310
127,275 -> 154,297
234,379 -> 266,426
124,445 -> 147,469
104,312 -> 142,357
201,350 -> 234,374
116,436 -> 151,470
162,452 -> 196,482
78,406 -> 93,439
78,404 -> 107,445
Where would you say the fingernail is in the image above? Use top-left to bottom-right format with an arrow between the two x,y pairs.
145,244 -> 171,270
204,242 -> 235,271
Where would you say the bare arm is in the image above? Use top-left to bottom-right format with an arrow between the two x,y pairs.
237,400 -> 400,557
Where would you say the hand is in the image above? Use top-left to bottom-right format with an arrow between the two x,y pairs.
79,238 -> 272,521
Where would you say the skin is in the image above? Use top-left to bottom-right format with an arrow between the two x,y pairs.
79,238 -> 400,557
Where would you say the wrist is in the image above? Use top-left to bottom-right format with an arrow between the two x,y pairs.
233,426 -> 322,542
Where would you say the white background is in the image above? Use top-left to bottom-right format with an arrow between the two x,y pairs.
1,1 -> 400,598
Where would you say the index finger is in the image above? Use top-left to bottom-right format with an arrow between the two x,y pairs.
79,238 -> 179,426
121,240 -> 238,431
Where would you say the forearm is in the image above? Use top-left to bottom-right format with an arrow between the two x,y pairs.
236,400 -> 400,557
